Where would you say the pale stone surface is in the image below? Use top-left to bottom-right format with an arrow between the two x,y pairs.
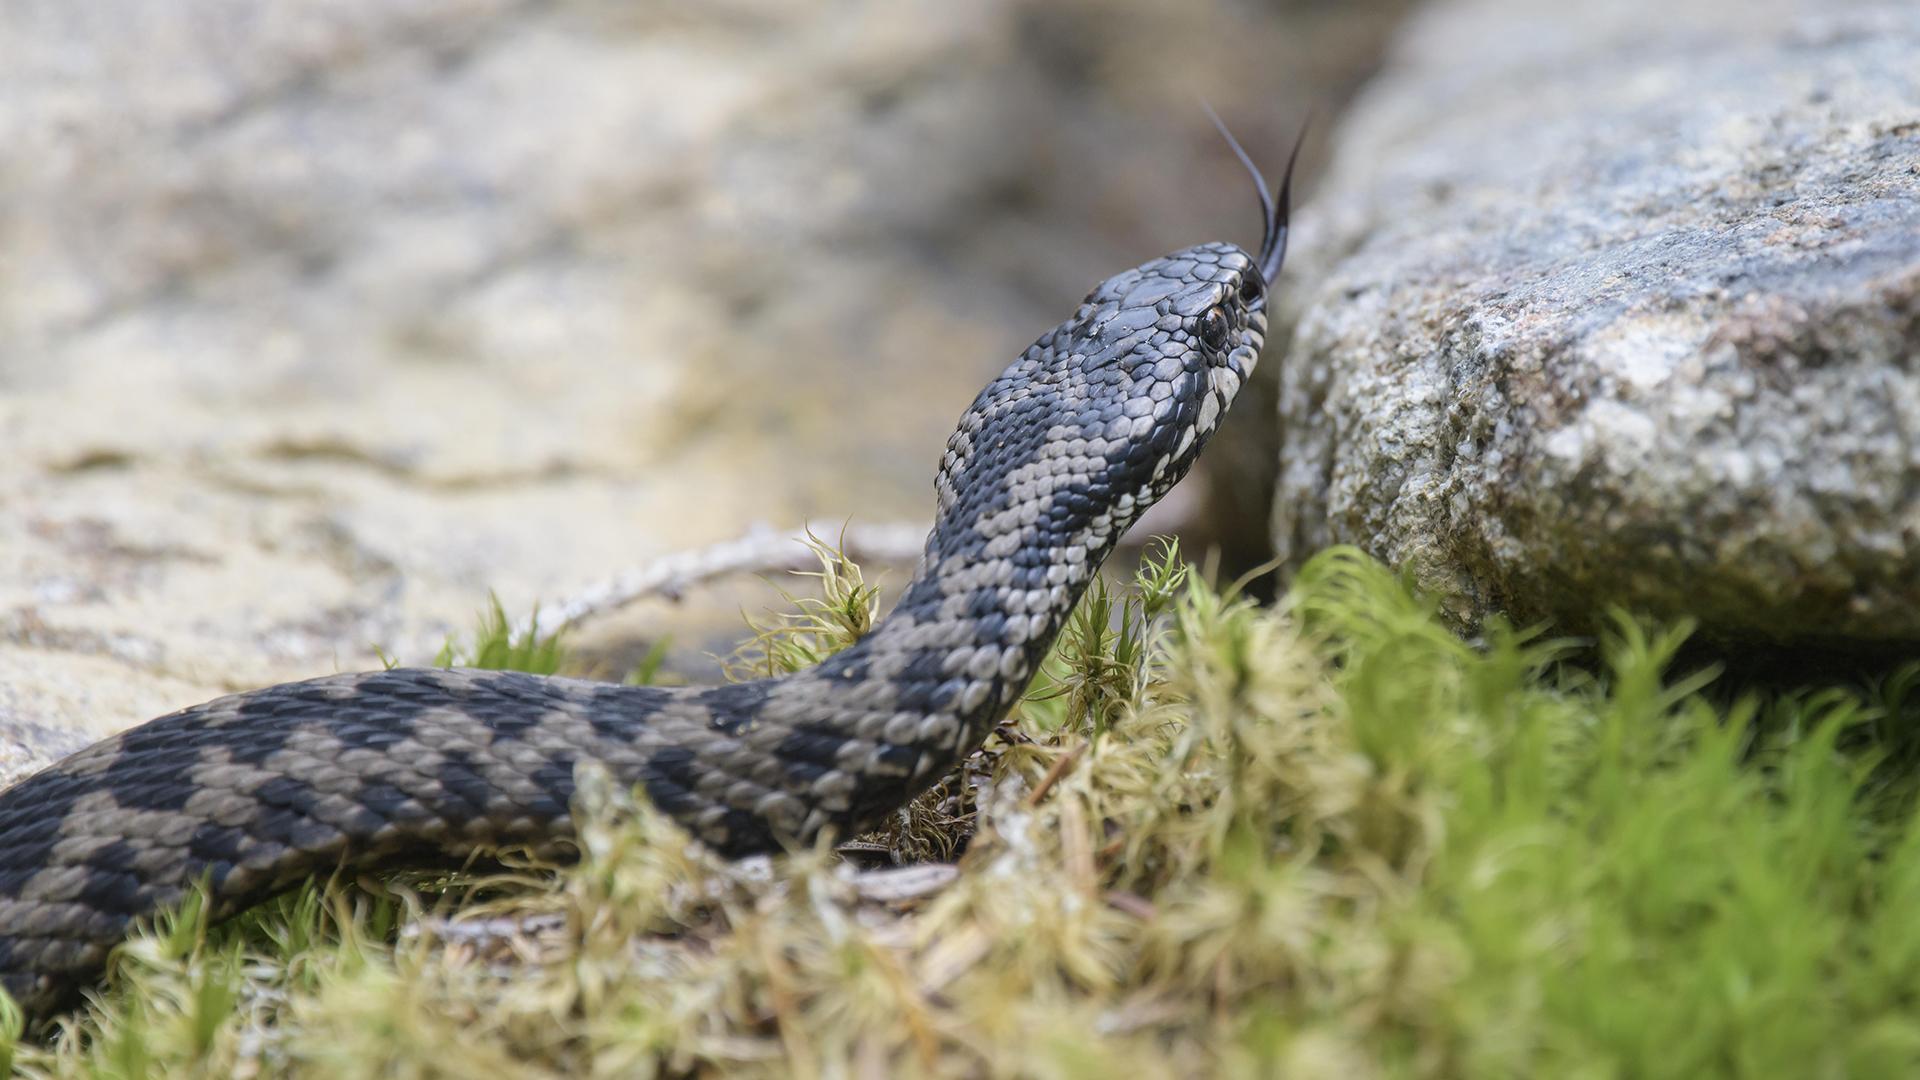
1269,0 -> 1920,642
0,0 -> 1408,779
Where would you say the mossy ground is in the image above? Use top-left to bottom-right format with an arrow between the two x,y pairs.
7,545 -> 1920,1078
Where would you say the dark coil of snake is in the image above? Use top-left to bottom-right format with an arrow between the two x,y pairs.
0,128 -> 1301,1026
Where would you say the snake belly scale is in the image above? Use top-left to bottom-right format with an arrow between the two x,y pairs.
0,143 -> 1298,1023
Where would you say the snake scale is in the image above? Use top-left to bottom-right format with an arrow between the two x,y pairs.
0,128 -> 1300,1026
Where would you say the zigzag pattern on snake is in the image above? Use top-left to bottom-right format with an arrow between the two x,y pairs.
0,128 -> 1301,1026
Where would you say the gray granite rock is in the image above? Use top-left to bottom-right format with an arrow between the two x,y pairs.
1270,0 -> 1920,643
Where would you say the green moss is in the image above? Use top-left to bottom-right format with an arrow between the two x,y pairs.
433,594 -> 568,675
8,546 -> 1920,1077
719,528 -> 882,682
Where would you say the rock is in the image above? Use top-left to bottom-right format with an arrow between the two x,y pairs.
0,0 -> 1413,767
1270,0 -> 1920,643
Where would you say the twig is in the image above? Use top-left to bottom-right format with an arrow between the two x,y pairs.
513,520 -> 928,639
1023,741 -> 1088,808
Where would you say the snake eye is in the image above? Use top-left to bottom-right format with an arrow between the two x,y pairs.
1238,272 -> 1263,304
1199,307 -> 1229,350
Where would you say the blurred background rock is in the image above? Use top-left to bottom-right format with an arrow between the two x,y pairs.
0,0 -> 1412,770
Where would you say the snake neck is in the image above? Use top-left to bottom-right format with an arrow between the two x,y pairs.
763,352 -> 1219,826
773,491 -> 1146,807
830,532 -> 1111,716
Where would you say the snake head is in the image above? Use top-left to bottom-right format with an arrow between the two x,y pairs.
928,115 -> 1304,565
1063,240 -> 1267,478
930,241 -> 1269,556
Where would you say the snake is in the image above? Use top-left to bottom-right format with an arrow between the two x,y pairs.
0,123 -> 1302,1027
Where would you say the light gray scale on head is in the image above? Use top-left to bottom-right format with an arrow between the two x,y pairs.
0,132 -> 1301,1025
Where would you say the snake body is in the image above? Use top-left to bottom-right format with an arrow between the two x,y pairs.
0,151 -> 1297,1023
